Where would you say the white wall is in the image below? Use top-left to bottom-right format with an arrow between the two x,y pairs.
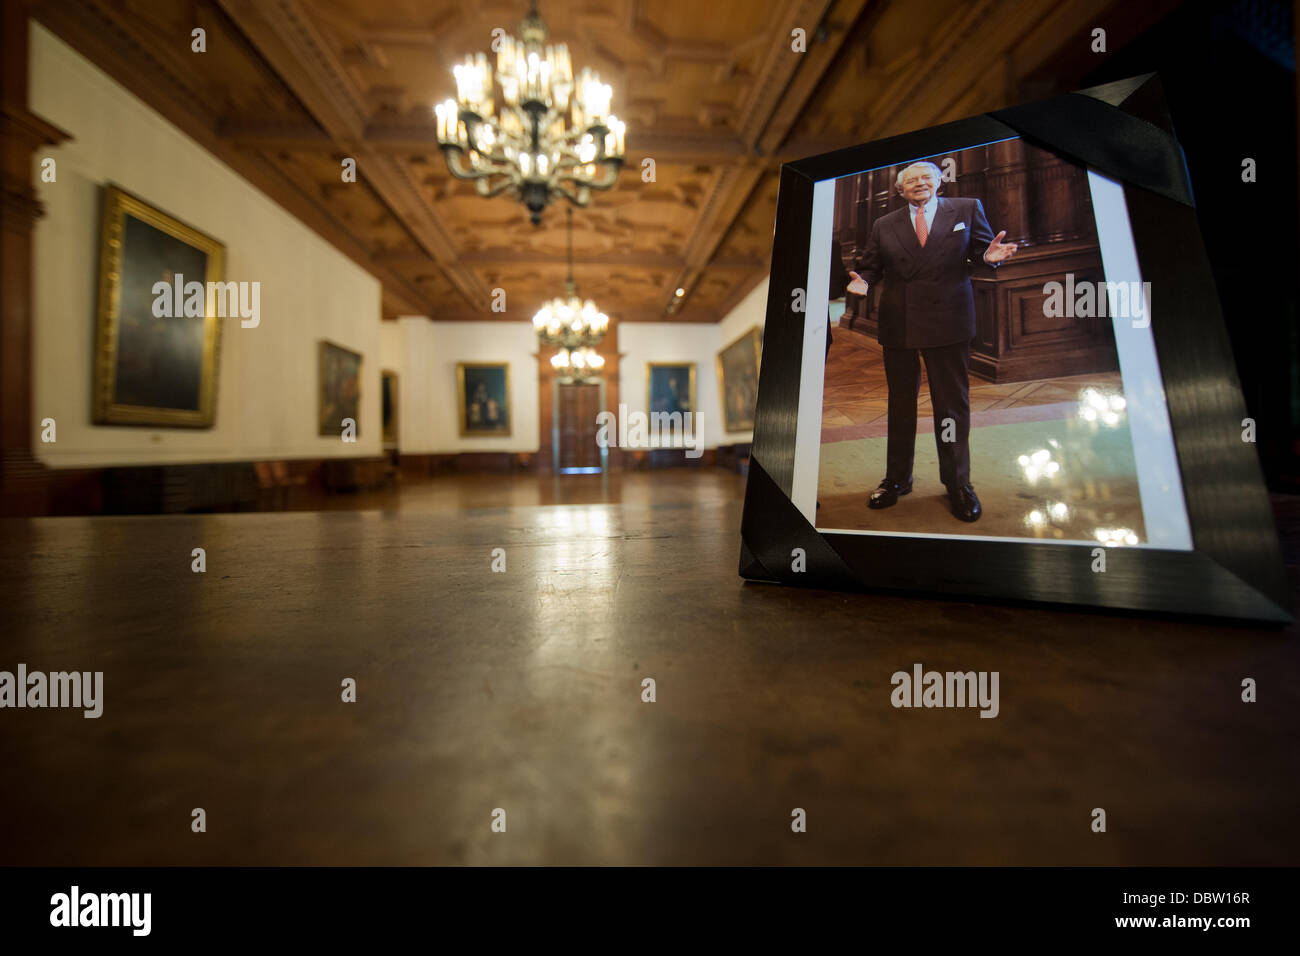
30,24 -> 383,467
389,314 -> 763,456
618,323 -> 724,450
715,277 -> 769,443
378,322 -> 404,377
614,280 -> 773,451
389,320 -> 539,454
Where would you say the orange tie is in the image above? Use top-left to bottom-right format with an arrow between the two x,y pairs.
915,205 -> 927,247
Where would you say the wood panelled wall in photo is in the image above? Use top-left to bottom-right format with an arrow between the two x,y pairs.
834,138 -> 1119,382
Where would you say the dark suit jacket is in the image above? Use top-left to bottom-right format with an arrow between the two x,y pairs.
853,196 -> 996,349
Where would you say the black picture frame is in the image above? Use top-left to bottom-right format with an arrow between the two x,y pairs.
739,75 -> 1292,625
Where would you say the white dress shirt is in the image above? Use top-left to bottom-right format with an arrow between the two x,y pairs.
908,195 -> 938,237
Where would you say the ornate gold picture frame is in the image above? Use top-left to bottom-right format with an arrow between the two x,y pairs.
93,184 -> 226,427
646,362 -> 696,416
457,362 -> 512,436
318,340 -> 363,437
716,325 -> 762,433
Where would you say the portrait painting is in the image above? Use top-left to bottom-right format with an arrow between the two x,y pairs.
717,327 -> 762,433
318,340 -> 362,437
93,185 -> 225,427
647,363 -> 696,416
458,363 -> 511,436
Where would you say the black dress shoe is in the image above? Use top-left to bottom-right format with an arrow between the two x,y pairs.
947,483 -> 982,522
868,478 -> 913,509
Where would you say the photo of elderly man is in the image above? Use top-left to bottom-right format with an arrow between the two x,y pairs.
846,160 -> 1018,522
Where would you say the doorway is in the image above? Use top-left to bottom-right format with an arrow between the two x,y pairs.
553,377 -> 607,474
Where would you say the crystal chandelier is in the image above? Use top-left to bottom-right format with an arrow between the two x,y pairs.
550,346 -> 605,372
535,208 -> 609,374
434,1 -> 627,225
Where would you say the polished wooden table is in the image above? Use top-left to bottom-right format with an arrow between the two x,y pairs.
1,474 -> 1296,865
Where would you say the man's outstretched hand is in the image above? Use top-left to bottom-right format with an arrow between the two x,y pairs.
984,230 -> 1018,264
846,270 -> 869,296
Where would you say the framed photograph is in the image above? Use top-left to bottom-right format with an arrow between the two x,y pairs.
93,184 -> 225,427
739,75 -> 1291,624
381,369 -> 399,447
458,362 -> 511,437
717,326 -> 762,433
646,362 -> 696,416
318,340 -> 362,437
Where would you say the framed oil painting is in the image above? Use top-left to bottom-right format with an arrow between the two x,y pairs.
646,363 -> 696,416
717,326 -> 762,433
458,363 -> 511,437
93,184 -> 226,427
381,369 -> 399,447
318,340 -> 362,437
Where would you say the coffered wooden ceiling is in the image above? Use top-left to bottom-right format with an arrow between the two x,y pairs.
32,0 -> 1180,322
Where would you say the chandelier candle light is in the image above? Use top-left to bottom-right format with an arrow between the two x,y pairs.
435,2 -> 627,225
536,208 -> 608,375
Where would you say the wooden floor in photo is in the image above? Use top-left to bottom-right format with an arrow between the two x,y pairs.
819,326 -> 1138,540
821,325 -> 1126,438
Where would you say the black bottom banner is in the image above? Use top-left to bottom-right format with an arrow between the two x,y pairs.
0,865 -> 1287,943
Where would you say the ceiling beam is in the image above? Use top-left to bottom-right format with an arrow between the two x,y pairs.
856,0 -> 1001,142
712,271 -> 770,324
216,119 -> 331,149
397,250 -> 763,270
219,117 -> 780,166
217,116 -> 868,172
659,0 -> 870,317
666,165 -> 766,309
756,0 -> 876,155
457,250 -> 685,269
216,0 -> 491,311
429,308 -> 720,324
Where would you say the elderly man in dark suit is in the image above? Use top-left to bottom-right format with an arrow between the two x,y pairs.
846,160 -> 1017,522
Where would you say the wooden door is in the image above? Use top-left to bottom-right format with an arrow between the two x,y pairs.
555,380 -> 603,473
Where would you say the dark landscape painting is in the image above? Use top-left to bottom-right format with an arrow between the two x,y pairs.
319,341 -> 362,437
93,185 -> 225,427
